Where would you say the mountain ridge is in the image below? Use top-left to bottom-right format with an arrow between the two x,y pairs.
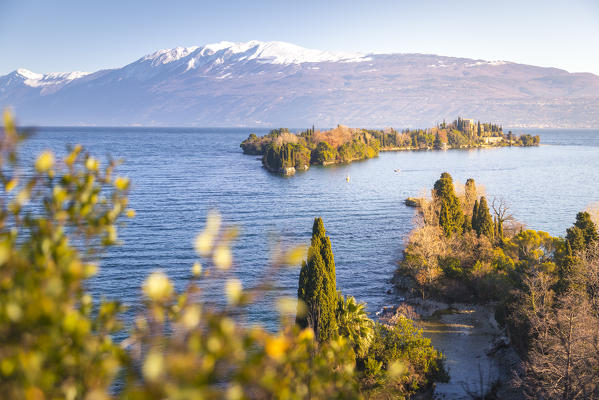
2,40 -> 598,128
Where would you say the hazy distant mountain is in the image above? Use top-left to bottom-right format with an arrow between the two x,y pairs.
2,40 -> 598,128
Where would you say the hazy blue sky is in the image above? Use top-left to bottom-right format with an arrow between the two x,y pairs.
1,0 -> 598,75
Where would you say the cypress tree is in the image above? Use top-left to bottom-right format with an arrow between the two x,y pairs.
462,213 -> 472,232
476,196 -> 494,240
433,133 -> 442,149
297,218 -> 338,342
472,200 -> 480,233
465,178 -> 477,207
566,225 -> 586,253
573,211 -> 598,246
557,240 -> 583,293
434,173 -> 464,237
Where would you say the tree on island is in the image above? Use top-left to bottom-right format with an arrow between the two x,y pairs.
297,217 -> 338,342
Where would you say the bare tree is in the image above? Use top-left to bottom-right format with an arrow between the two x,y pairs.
521,291 -> 599,399
492,197 -> 515,239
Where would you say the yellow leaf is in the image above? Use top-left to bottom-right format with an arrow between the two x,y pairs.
225,279 -> 242,304
194,232 -> 213,257
3,109 -> 15,136
5,178 -> 18,192
284,245 -> 308,266
181,305 -> 201,329
85,157 -> 99,171
143,271 -> 173,301
114,176 -> 130,191
213,245 -> 232,269
265,335 -> 289,360
35,151 -> 55,172
142,351 -> 163,381
191,262 -> 202,276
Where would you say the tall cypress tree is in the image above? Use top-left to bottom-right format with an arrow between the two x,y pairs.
434,173 -> 464,237
297,218 -> 338,342
472,199 -> 479,232
465,178 -> 477,208
476,196 -> 494,240
573,212 -> 598,246
566,226 -> 586,253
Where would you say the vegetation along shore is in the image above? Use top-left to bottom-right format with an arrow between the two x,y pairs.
240,117 -> 540,175
393,172 -> 599,398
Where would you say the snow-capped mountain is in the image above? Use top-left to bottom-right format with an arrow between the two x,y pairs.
2,40 -> 598,128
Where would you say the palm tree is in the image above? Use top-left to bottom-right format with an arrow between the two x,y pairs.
336,293 -> 374,358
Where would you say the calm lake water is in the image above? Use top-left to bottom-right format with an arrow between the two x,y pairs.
19,128 -> 599,328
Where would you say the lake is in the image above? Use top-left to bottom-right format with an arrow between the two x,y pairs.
19,128 -> 599,328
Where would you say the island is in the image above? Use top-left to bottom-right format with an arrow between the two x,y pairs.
240,118 -> 541,175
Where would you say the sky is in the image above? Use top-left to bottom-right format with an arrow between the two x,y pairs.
1,0 -> 598,76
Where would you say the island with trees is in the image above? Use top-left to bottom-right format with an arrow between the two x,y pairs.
240,118 -> 541,175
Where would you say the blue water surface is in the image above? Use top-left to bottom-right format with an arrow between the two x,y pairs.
18,128 -> 599,328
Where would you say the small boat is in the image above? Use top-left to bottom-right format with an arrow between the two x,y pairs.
346,175 -> 350,182
394,169 -> 401,173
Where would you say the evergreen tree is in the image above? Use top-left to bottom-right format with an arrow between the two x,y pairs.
475,196 -> 494,240
472,199 -> 479,232
462,214 -> 472,232
573,212 -> 598,246
464,178 -> 477,209
433,173 -> 464,237
557,240 -> 582,293
566,225 -> 586,253
297,218 -> 338,342
433,133 -> 443,149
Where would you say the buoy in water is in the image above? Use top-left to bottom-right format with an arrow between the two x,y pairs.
346,175 -> 350,182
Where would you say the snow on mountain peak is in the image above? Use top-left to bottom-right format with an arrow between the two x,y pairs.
16,68 -> 43,80
199,40 -> 370,64
142,46 -> 200,66
140,40 -> 370,68
466,60 -> 508,67
9,69 -> 90,88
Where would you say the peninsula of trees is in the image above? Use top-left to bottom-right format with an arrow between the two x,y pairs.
399,172 -> 599,398
240,118 -> 540,175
